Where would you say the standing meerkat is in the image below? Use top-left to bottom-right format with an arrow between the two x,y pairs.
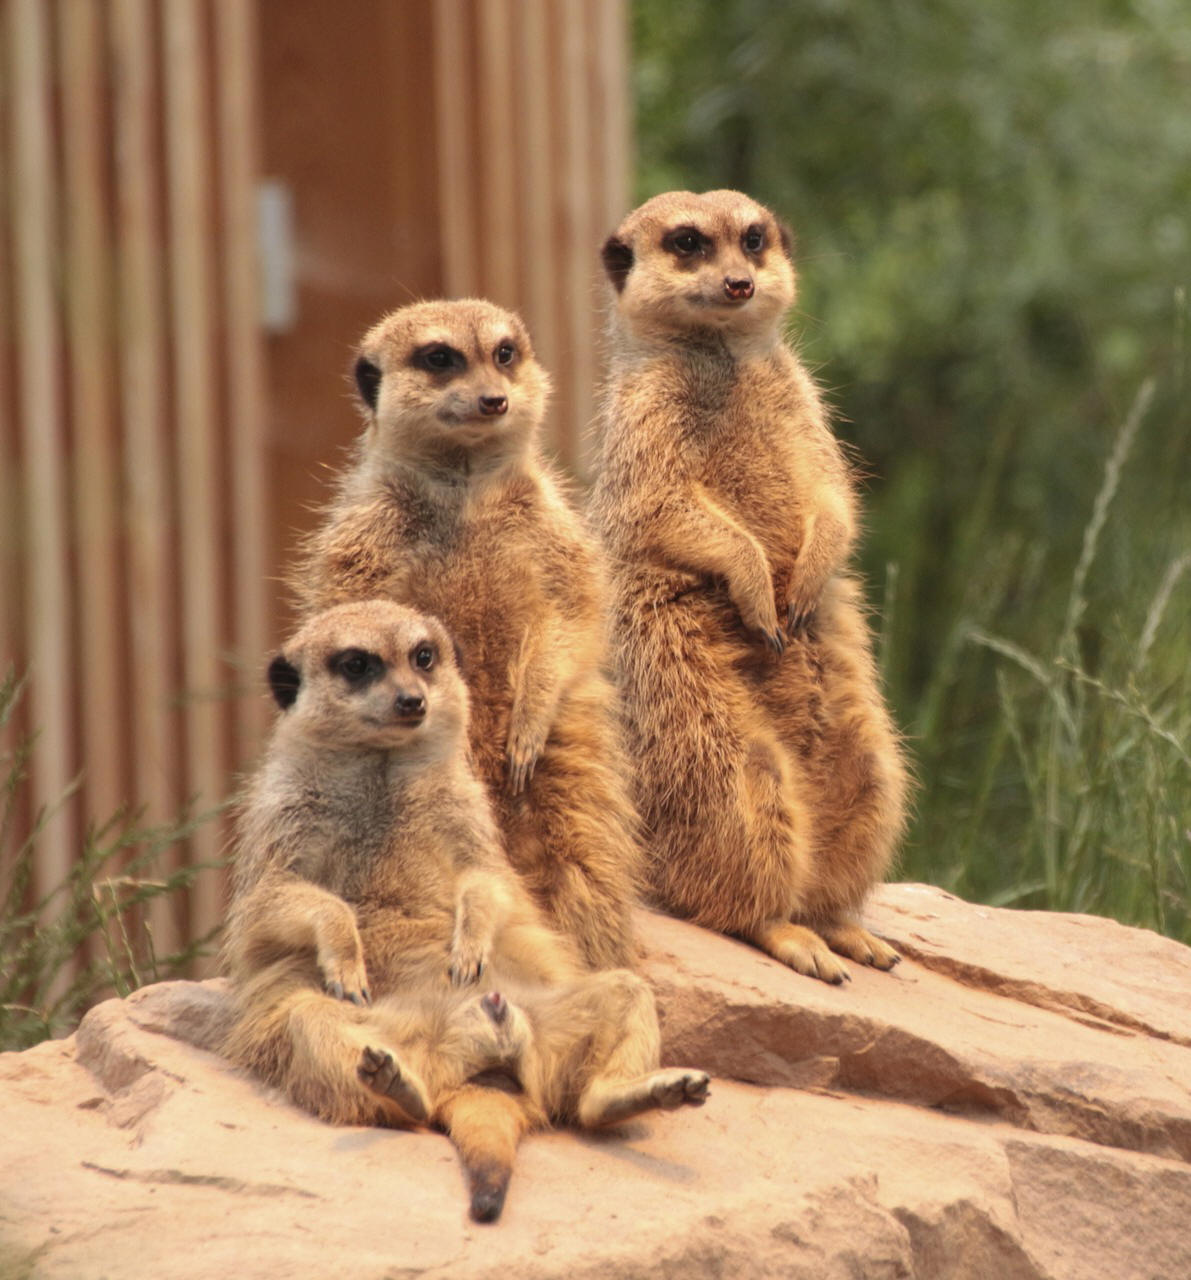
224,600 -> 709,1222
291,300 -> 639,971
590,190 -> 910,984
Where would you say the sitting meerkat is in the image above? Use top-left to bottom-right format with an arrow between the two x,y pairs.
590,189 -> 910,984
290,300 -> 639,972
223,600 -> 709,1223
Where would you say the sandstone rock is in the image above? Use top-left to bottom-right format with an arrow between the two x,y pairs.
1,883 -> 1189,1280
866,883 -> 1191,1048
647,884 -> 1191,1163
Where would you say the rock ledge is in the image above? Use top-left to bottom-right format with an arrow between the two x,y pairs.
2,884 -> 1189,1280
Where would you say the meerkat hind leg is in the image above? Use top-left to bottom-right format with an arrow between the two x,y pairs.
570,971 -> 709,1128
357,1045 -> 430,1125
817,920 -> 900,971
749,919 -> 851,985
581,1068 -> 711,1128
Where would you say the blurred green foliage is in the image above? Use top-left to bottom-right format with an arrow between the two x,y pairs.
632,0 -> 1191,936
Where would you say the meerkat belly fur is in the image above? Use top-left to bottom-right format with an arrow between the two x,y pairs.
223,600 -> 708,1223
590,190 -> 910,984
291,301 -> 638,971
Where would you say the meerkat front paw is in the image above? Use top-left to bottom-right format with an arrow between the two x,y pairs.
505,724 -> 544,795
785,590 -> 820,637
449,936 -> 489,986
734,589 -> 786,654
318,949 -> 371,1006
357,1046 -> 429,1124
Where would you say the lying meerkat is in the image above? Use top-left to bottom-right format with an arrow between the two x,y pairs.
590,189 -> 910,984
289,299 -> 640,972
223,600 -> 708,1222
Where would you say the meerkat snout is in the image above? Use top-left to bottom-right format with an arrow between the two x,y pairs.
478,394 -> 508,417
393,690 -> 426,723
724,276 -> 754,301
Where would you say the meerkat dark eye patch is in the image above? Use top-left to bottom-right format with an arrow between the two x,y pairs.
267,654 -> 301,710
601,235 -> 634,292
329,648 -> 385,686
742,224 -> 766,254
493,341 -> 517,368
413,343 -> 466,374
411,642 -> 436,671
662,226 -> 709,259
354,356 -> 382,410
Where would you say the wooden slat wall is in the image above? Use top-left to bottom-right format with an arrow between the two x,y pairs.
432,0 -> 630,477
1,0 -> 629,977
215,1 -> 269,762
8,0 -> 76,899
111,0 -> 183,953
61,0 -> 123,839
1,0 -> 270,969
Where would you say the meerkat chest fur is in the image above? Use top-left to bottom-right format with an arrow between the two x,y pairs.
249,747 -> 459,915
606,345 -> 838,571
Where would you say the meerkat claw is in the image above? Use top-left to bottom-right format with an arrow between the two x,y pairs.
786,603 -> 813,635
506,744 -> 541,796
325,977 -> 370,1005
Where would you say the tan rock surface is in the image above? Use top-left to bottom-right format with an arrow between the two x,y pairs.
2,884 -> 1189,1280
649,884 -> 1191,1162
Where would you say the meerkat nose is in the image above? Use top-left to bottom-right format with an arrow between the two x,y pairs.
478,394 -> 508,416
394,691 -> 426,722
724,276 -> 755,301
481,991 -> 508,1024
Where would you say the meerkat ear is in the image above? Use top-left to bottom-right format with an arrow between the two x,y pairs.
777,220 -> 795,259
267,653 -> 301,710
451,637 -> 466,675
601,235 -> 634,293
354,355 -> 382,412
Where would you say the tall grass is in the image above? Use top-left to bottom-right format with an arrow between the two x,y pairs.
902,380 -> 1191,941
0,671 -> 224,1052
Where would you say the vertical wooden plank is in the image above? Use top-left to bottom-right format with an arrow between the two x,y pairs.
475,0 -> 518,307
0,1 -> 18,673
162,0 -> 224,941
517,0 -> 563,451
59,0 -> 126,826
10,0 -> 76,900
433,0 -> 477,296
384,1 -> 443,296
111,0 -> 181,955
542,0 -> 574,471
213,0 -> 270,756
588,0 -> 630,475
0,0 -> 28,874
594,0 -> 630,246
557,0 -> 597,477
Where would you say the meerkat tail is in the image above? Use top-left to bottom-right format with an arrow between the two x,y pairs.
437,1083 -> 531,1223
